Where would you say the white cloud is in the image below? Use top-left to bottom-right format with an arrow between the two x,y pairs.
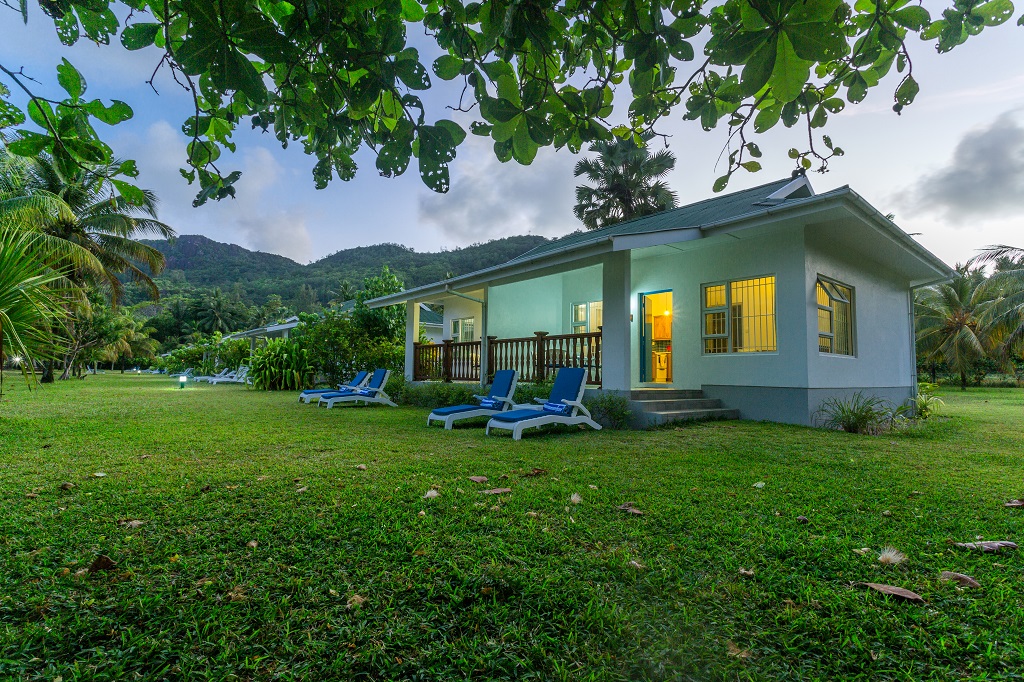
900,110 -> 1024,225
116,122 -> 314,262
417,137 -> 580,243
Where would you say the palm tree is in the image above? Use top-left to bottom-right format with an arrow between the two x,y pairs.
915,268 -> 1000,390
969,245 -> 1024,365
25,154 -> 176,304
0,157 -> 105,392
573,135 -> 678,230
195,288 -> 235,334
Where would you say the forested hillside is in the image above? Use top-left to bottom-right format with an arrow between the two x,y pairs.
138,234 -> 550,308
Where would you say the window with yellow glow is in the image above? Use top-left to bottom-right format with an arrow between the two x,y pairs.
816,277 -> 854,355
701,276 -> 776,354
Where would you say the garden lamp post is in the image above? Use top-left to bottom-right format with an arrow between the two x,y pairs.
179,375 -> 186,389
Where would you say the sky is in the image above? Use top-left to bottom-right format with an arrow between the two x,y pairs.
1,4 -> 1022,267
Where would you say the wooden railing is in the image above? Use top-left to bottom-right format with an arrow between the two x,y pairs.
412,330 -> 602,385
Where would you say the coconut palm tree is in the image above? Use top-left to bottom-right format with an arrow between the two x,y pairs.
25,154 -> 176,304
969,245 -> 1024,364
573,135 -> 678,230
915,268 -> 1000,390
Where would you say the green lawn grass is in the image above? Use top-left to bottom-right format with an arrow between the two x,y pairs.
1,375 -> 1022,681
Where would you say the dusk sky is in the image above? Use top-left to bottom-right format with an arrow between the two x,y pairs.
2,4 -> 1022,266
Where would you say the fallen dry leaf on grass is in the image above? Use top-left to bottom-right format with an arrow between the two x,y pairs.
74,568 -> 89,579
24,493 -> 38,499
481,488 -> 512,495
347,594 -> 366,608
296,486 -> 308,493
468,476 -> 488,483
796,515 -> 809,524
418,510 -> 426,517
726,641 -> 752,659
752,481 -> 765,489
356,464 -> 368,471
60,482 -> 74,490
521,468 -> 548,477
92,473 -> 106,478
628,560 -> 646,570
525,511 -> 539,518
852,548 -> 871,556
616,502 -> 643,515
225,485 -> 239,490
423,489 -> 439,499
246,540 -> 258,549
940,571 -> 980,588
739,568 -> 755,577
195,577 -> 214,587
955,540 -> 1017,552
861,582 -> 924,603
118,519 -> 146,529
571,493 -> 583,505
88,555 -> 117,573
227,586 -> 247,602
1004,499 -> 1024,508
588,485 -> 598,490
201,485 -> 212,492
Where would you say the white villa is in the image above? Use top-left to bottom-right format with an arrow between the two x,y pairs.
367,175 -> 953,426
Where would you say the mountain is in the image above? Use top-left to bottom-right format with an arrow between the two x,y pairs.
140,234 -> 551,307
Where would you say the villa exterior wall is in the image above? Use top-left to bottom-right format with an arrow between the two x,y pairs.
486,266 -> 602,339
629,225 -> 810,391
441,297 -> 482,340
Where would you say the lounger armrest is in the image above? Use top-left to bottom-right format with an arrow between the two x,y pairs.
491,396 -> 515,406
561,399 -> 593,419
533,397 -> 547,404
472,394 -> 488,401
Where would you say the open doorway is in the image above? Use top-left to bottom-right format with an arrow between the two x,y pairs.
640,290 -> 673,383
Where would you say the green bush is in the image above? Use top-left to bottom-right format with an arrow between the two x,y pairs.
397,380 -> 480,409
582,393 -> 633,429
980,374 -> 1021,388
249,338 -> 315,391
913,392 -> 944,419
301,311 -> 404,386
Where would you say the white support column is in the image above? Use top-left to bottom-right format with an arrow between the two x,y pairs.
404,300 -> 421,381
479,287 -> 489,388
601,251 -> 632,392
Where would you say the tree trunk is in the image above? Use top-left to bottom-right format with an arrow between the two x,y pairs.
960,370 -> 968,391
930,362 -> 937,384
41,360 -> 54,384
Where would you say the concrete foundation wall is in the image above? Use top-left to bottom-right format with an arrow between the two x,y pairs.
703,384 -> 915,426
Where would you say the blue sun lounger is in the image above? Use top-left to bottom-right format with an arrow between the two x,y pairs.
485,367 -> 601,440
319,369 -> 396,408
298,371 -> 369,403
426,369 -> 519,429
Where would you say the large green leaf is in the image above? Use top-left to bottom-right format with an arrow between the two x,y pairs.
57,58 -> 85,100
768,32 -> 810,102
120,22 -> 160,50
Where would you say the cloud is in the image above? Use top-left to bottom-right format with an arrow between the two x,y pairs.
116,122 -> 313,262
901,111 -> 1024,224
417,137 -> 580,243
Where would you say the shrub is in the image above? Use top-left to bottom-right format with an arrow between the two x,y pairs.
249,338 -> 315,391
815,393 -> 895,434
397,380 -> 480,409
582,393 -> 633,429
980,374 -> 1021,388
913,392 -> 944,419
301,311 -> 404,386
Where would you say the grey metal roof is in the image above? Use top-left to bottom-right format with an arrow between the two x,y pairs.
510,176 -> 800,262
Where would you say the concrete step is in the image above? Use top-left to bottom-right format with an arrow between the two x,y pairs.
629,398 -> 725,412
642,408 -> 741,427
628,389 -> 705,400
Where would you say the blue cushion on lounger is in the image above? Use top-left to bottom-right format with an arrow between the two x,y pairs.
489,408 -> 552,423
430,404 -> 486,417
479,397 -> 500,409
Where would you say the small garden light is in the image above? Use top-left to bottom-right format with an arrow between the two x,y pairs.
179,375 -> 186,389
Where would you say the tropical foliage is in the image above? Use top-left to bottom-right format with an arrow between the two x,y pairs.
248,338 -> 314,391
1,0 -> 1020,204
915,255 -> 1024,389
573,136 -> 678,230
